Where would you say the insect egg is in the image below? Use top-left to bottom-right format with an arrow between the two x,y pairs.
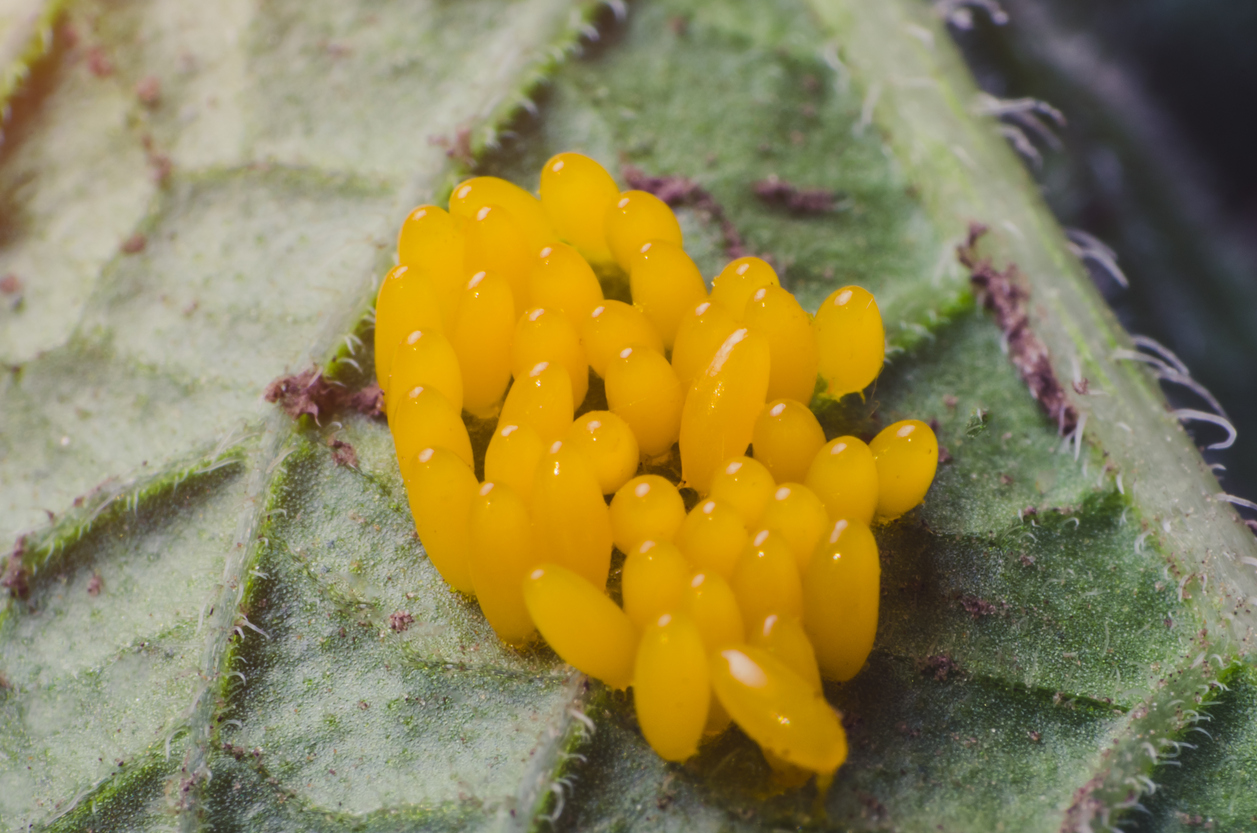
813,285 -> 885,398
531,441 -> 613,587
634,612 -> 711,762
463,204 -> 532,307
468,482 -> 537,646
385,329 -> 463,420
804,436 -> 879,526
710,647 -> 848,776
749,613 -> 823,694
708,455 -> 776,530
803,518 -> 880,682
674,498 -> 749,580
580,300 -> 664,378
523,564 -> 637,689
743,285 -> 820,405
751,399 -> 826,485
390,385 -> 474,471
759,483 -> 829,575
484,423 -> 545,506
679,327 -> 771,494
563,411 -> 640,495
628,239 -> 708,349
609,474 -> 687,553
681,570 -> 745,653
670,299 -> 740,389
730,528 -> 804,627
710,255 -> 780,315
604,189 -> 683,271
528,242 -> 605,324
448,175 -> 555,250
497,361 -> 574,446
869,419 -> 939,520
449,270 -> 515,417
605,346 -> 684,459
512,306 -> 589,407
373,265 -> 446,392
621,540 -> 691,631
401,447 -> 479,595
538,152 -> 620,265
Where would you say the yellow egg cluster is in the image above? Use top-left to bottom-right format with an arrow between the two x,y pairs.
375,152 -> 939,783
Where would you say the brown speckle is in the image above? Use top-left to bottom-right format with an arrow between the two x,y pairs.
121,234 -> 147,254
0,274 -> 22,295
429,127 -> 473,169
916,654 -> 958,682
328,437 -> 358,469
388,611 -> 414,633
667,14 -> 689,35
358,700 -> 370,710
999,473 -> 1013,486
87,573 -> 103,596
135,75 -> 161,107
1019,553 -> 1036,567
1028,730 -> 1042,742
938,446 -> 952,464
752,174 -> 839,214
86,46 -> 113,77
958,594 -> 1004,618
958,224 -> 1078,434
2,537 -> 30,600
264,367 -> 382,422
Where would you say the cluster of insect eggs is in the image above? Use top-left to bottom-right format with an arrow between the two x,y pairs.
374,152 -> 938,779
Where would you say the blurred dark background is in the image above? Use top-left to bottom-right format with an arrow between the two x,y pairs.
944,0 -> 1257,502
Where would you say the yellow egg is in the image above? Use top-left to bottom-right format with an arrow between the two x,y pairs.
564,411 -> 640,495
391,386 -> 473,471
397,204 -> 462,275
710,256 -> 780,316
449,175 -> 554,250
395,205 -> 465,324
609,475 -> 687,553
523,563 -> 637,689
580,300 -> 664,378
634,612 -> 711,762
670,299 -> 740,389
531,441 -> 613,588
628,240 -> 707,349
679,328 -> 771,494
743,285 -> 820,405
373,265 -> 446,392
450,271 -> 515,417
385,329 -> 463,420
804,436 -> 879,525
605,346 -> 684,458
484,423 -> 545,506
463,204 -> 532,308
759,483 -> 829,575
675,499 -> 748,581
730,529 -> 803,627
468,482 -> 537,646
513,306 -> 590,407
869,419 -> 939,520
400,447 -> 478,595
803,518 -> 880,681
748,613 -> 823,694
528,242 -> 605,325
604,190 -> 683,272
621,540 -> 690,631
539,152 -> 620,265
498,362 -> 574,446
710,647 -> 847,775
708,456 -> 776,530
814,285 -> 885,398
751,399 -> 826,484
681,570 -> 745,653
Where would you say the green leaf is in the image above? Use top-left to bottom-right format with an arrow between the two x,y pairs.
2,0 -> 1255,831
